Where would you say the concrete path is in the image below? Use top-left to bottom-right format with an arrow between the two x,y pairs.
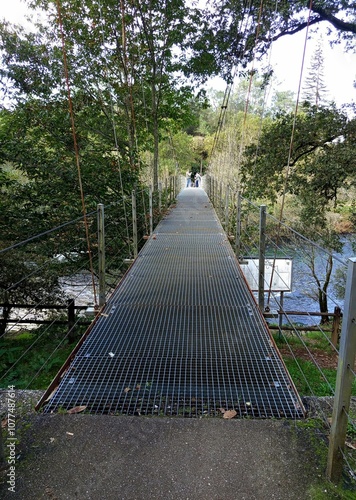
0,412 -> 333,500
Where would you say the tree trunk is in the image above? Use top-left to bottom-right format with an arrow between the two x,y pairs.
319,254 -> 333,324
319,288 -> 329,324
308,249 -> 333,324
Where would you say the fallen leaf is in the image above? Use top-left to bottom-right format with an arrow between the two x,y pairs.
346,441 -> 356,450
67,405 -> 87,414
218,408 -> 226,414
50,437 -> 55,443
223,409 -> 237,419
124,387 -> 131,393
1,418 -> 8,428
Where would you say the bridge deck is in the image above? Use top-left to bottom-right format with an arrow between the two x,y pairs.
42,189 -> 304,418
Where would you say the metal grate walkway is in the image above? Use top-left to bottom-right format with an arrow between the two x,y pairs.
42,188 -> 304,418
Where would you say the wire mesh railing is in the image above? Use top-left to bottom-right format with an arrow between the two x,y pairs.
206,174 -> 356,483
0,177 -> 177,391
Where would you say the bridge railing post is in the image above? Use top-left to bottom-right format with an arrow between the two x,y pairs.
219,181 -> 223,219
132,190 -> 138,258
158,182 -> 162,214
149,185 -> 153,235
224,185 -> 229,231
327,257 -> 356,483
165,178 -> 168,209
67,298 -> 76,341
97,203 -> 106,308
331,306 -> 341,348
258,205 -> 266,312
235,191 -> 242,259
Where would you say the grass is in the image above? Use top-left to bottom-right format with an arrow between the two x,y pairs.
273,330 -> 356,397
1,322 -> 354,397
284,357 -> 338,396
274,328 -> 356,493
0,322 -> 85,389
308,483 -> 356,499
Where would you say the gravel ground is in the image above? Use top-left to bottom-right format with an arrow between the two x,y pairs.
0,390 -> 44,419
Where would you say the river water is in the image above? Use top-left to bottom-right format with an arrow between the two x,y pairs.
263,236 -> 355,326
59,238 -> 355,327
5,237 -> 353,333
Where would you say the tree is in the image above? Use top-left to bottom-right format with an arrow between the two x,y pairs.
270,90 -> 296,115
0,1 -> 205,190
240,104 -> 353,202
240,103 -> 356,319
158,130 -> 194,177
0,1 -> 213,327
187,1 -> 356,84
302,40 -> 329,107
130,0 -> 201,189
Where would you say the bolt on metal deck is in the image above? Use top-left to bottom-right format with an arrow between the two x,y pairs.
41,188 -> 304,418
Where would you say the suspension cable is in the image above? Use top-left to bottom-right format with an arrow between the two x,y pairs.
97,0 -> 131,250
249,0 -> 279,187
0,210 -> 96,254
55,0 -> 98,307
120,0 -> 140,173
266,0 -> 314,308
235,0 -> 265,180
209,0 -> 253,162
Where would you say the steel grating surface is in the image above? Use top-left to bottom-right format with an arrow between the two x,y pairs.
43,188 -> 304,418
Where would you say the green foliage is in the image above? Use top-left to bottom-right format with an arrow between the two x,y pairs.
0,0 -> 202,317
270,90 -> 296,116
241,104 -> 352,204
284,357 -> 338,396
274,331 -> 356,397
0,0 -> 213,196
0,323 -> 84,389
237,104 -> 354,316
308,484 -> 356,500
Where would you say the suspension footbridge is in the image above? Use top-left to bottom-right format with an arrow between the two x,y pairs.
38,187 -> 304,418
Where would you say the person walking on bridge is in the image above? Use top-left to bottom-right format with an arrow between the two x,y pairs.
186,170 -> 192,188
